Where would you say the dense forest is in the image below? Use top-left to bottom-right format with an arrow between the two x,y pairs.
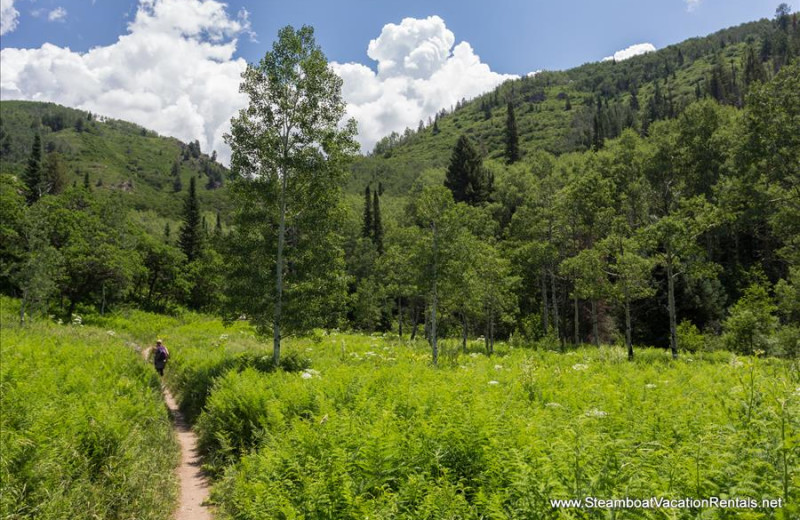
1,6 -> 798,362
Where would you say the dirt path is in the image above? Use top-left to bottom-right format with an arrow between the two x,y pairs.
143,347 -> 213,520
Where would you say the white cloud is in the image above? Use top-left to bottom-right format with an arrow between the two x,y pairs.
1,0 -> 19,35
2,7 -> 512,160
602,42 -> 656,62
1,0 -> 251,165
686,0 -> 702,12
332,16 -> 517,153
48,7 -> 67,22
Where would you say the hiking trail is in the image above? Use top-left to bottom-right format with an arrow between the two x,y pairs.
142,346 -> 213,520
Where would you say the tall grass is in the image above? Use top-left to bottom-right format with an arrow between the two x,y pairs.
156,322 -> 799,519
0,298 -> 179,520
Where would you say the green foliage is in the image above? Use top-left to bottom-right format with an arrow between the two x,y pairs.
178,176 -> 203,262
0,298 -> 178,519
224,25 -> 358,361
154,320 -> 799,519
444,135 -> 493,206
722,282 -> 779,355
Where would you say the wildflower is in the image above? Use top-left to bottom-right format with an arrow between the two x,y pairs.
219,334 -> 228,340
71,314 -> 83,326
469,353 -> 480,358
488,380 -> 500,385
494,364 -> 503,370
585,408 -> 608,418
106,330 -> 116,336
545,402 -> 562,408
301,372 -> 313,380
645,383 -> 657,389
572,363 -> 588,371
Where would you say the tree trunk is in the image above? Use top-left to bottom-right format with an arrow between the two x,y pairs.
410,304 -> 419,340
550,269 -> 560,341
489,312 -> 495,355
666,255 -> 678,359
462,312 -> 468,352
591,300 -> 599,347
540,269 -> 549,334
431,224 -> 439,367
398,297 -> 403,337
19,289 -> 26,326
573,294 -> 580,345
273,173 -> 288,365
625,292 -> 634,361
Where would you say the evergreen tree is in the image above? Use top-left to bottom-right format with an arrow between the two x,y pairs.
164,222 -> 171,241
215,210 -> 222,235
178,176 -> 202,262
362,185 -> 372,238
373,189 -> 384,254
445,135 -> 493,206
504,102 -> 520,164
22,134 -> 43,204
83,170 -> 90,190
42,152 -> 67,196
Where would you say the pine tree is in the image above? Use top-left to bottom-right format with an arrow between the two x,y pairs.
83,170 -> 90,190
42,152 -> 67,196
164,222 -> 171,241
362,185 -> 373,238
373,189 -> 383,254
504,101 -> 520,164
215,210 -> 222,235
178,176 -> 202,262
23,134 -> 43,204
445,135 -> 493,205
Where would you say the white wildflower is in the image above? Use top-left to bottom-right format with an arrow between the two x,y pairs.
219,334 -> 228,340
494,364 -> 503,370
106,330 -> 116,336
585,408 -> 608,418
545,402 -> 562,408
645,384 -> 657,389
488,380 -> 500,385
469,353 -> 481,358
572,363 -> 588,371
365,351 -> 376,356
301,372 -> 313,380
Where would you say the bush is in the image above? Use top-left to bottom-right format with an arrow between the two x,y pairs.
722,283 -> 778,355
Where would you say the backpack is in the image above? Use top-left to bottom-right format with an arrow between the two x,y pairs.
155,346 -> 167,363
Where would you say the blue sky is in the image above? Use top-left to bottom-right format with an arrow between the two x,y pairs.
1,0 -> 796,160
2,0 -> 794,72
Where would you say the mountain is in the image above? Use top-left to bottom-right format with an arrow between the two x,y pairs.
0,100 -> 230,225
349,14 -> 796,195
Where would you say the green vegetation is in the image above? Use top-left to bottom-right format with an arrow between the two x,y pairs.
1,11 -> 799,518
0,298 -> 179,519
83,309 -> 796,519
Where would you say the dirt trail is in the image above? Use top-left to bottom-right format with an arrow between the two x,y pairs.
143,347 -> 213,520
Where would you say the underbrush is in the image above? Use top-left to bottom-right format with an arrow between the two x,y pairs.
0,298 -> 179,520
162,321 -> 799,519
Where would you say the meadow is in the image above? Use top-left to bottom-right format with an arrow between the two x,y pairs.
0,299 -> 179,520
94,306 -> 800,519
2,301 -> 798,519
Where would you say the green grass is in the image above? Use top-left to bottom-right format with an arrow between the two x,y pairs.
3,302 -> 797,519
111,310 -> 799,519
0,298 -> 179,520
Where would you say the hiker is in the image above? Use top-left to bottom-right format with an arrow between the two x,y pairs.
153,339 -> 170,376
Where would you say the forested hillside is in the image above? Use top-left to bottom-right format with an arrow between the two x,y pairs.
1,8 -> 798,357
350,11 -> 798,195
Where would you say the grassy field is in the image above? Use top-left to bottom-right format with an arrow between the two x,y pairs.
0,299 -> 179,520
2,303 -> 798,519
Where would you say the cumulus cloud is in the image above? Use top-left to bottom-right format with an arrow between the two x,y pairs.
686,0 -> 702,12
48,7 -> 67,22
602,42 -> 656,62
332,16 -> 517,153
1,0 -> 19,35
1,0 -> 250,165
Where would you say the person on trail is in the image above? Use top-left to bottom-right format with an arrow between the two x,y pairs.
153,339 -> 170,376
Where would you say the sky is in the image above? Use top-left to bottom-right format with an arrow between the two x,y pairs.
1,0 -> 796,163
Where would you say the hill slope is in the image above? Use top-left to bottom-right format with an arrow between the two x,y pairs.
0,101 -> 230,224
349,15 -> 796,195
